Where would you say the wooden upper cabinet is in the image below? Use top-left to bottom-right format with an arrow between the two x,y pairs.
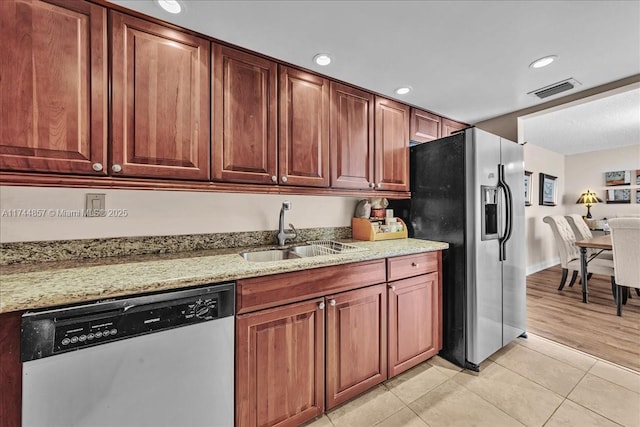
374,97 -> 409,192
410,108 -> 441,144
212,45 -> 277,184
236,298 -> 325,427
0,0 -> 107,175
325,284 -> 387,410
279,66 -> 330,187
111,11 -> 209,180
441,117 -> 467,137
330,82 -> 375,190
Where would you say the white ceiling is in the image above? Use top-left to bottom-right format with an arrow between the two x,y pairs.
521,86 -> 640,155
109,0 -> 640,153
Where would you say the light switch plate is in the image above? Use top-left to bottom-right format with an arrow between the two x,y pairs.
85,193 -> 106,217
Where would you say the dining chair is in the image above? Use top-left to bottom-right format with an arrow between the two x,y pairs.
543,215 -> 615,290
608,218 -> 640,316
565,214 -> 613,261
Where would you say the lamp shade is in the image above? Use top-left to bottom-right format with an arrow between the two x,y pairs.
576,190 -> 603,205
576,190 -> 602,219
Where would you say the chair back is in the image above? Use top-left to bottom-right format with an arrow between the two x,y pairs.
543,215 -> 580,268
565,214 -> 593,240
609,218 -> 640,288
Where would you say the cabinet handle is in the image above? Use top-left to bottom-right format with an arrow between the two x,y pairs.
389,285 -> 396,291
369,182 -> 375,188
112,164 -> 122,173
271,175 -> 277,182
92,163 -> 103,172
411,262 -> 420,267
318,301 -> 325,310
329,299 -> 336,306
376,183 -> 382,189
281,176 -> 288,183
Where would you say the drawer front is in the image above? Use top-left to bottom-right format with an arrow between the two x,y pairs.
237,259 -> 386,314
386,252 -> 438,282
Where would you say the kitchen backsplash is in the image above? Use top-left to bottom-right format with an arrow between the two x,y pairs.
1,227 -> 352,265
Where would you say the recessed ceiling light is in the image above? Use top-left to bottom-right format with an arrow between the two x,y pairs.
156,0 -> 183,14
529,55 -> 557,69
313,53 -> 332,66
395,87 -> 412,95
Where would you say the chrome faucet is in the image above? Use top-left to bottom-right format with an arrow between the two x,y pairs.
277,201 -> 297,246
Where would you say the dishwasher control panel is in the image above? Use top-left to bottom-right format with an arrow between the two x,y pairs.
21,282 -> 235,362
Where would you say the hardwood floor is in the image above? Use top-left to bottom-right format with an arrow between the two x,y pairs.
526,265 -> 640,372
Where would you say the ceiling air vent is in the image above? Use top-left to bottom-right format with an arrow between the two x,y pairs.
528,78 -> 581,99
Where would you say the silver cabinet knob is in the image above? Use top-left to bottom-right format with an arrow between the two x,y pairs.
281,176 -> 288,183
369,182 -> 375,188
329,299 -> 336,306
318,301 -> 325,310
271,175 -> 277,182
411,262 -> 420,268
92,163 -> 103,172
112,164 -> 122,173
389,285 -> 396,291
376,183 -> 382,189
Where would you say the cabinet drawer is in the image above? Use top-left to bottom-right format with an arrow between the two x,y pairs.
237,259 -> 386,314
386,252 -> 437,281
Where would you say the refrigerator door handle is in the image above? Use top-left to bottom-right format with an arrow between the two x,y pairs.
497,164 -> 513,261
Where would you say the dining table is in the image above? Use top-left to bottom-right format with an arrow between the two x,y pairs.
574,234 -> 612,303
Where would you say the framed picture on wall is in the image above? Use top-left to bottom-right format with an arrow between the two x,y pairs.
604,170 -> 631,186
524,171 -> 532,206
539,173 -> 557,206
606,189 -> 631,204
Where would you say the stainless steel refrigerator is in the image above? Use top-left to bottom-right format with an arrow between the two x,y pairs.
390,127 -> 526,371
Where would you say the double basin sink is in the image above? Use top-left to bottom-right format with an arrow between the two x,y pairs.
240,241 -> 364,262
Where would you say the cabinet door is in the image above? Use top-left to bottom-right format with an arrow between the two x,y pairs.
326,284 -> 387,409
213,45 -> 277,184
374,97 -> 409,192
388,273 -> 440,377
279,66 -> 329,187
330,82 -> 374,190
111,11 -> 209,180
441,117 -> 467,136
0,0 -> 107,175
410,108 -> 441,144
236,299 -> 325,427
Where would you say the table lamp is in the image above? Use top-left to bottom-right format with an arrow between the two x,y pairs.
576,190 -> 603,219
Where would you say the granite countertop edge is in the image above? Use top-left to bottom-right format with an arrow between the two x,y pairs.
0,239 -> 449,314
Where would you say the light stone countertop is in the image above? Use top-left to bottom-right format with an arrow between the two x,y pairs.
0,238 -> 448,314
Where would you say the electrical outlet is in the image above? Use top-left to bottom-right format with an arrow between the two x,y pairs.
85,193 -> 106,217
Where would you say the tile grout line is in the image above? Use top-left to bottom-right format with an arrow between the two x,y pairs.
561,397 -> 626,427
514,335 -> 598,372
491,343 -> 592,397
449,366 -> 537,426
517,333 -> 640,375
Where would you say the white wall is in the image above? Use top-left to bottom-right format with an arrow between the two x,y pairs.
524,143 -> 565,274
0,186 -> 360,243
524,143 -> 640,275
565,145 -> 640,219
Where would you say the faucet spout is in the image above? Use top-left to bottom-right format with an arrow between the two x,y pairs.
277,201 -> 297,246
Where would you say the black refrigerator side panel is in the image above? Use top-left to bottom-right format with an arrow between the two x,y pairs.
397,133 -> 467,367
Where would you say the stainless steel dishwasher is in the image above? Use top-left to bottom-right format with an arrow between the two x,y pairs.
21,282 -> 235,427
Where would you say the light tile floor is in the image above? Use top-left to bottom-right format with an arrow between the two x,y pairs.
305,334 -> 640,427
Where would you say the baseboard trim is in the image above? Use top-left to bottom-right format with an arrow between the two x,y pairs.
526,258 -> 560,276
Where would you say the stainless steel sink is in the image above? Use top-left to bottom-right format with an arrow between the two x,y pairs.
240,248 -> 302,262
240,241 -> 366,262
289,244 -> 316,257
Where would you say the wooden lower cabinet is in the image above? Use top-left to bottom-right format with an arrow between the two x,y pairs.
388,272 -> 441,377
235,253 -> 442,426
325,284 -> 387,409
236,298 -> 325,427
